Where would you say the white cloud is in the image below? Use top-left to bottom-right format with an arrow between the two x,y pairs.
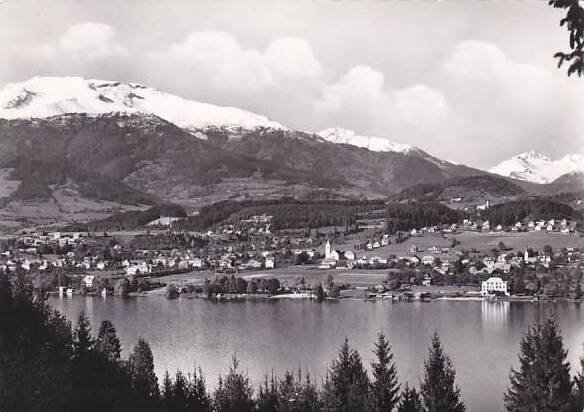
395,85 -> 448,124
264,37 -> 322,78
149,31 -> 321,92
315,65 -> 448,129
154,31 -> 273,91
440,40 -> 584,165
32,23 -> 127,61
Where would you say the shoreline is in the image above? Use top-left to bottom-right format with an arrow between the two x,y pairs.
47,288 -> 583,304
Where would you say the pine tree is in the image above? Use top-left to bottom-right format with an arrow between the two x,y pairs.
129,337 -> 160,409
96,319 -> 122,361
574,351 -> 584,411
172,369 -> 190,411
277,369 -> 319,412
1,272 -> 72,412
69,313 -> 99,411
161,371 -> 174,410
322,338 -> 371,411
397,384 -> 424,412
420,332 -> 465,412
257,373 -> 278,412
213,356 -> 255,412
371,332 -> 400,412
73,312 -> 94,357
504,317 -> 574,411
188,367 -> 212,412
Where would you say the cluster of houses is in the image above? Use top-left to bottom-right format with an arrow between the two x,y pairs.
15,231 -> 86,249
403,216 -> 577,237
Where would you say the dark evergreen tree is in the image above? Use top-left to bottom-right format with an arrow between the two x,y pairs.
213,356 -> 255,412
277,370 -> 319,412
171,369 -> 190,411
397,384 -> 424,412
129,337 -> 160,409
321,338 -> 371,411
0,272 -> 72,412
187,367 -> 212,412
72,312 -> 94,356
96,319 -> 122,361
504,317 -> 574,411
68,313 -> 100,411
420,332 -> 465,412
257,374 -> 279,412
161,371 -> 174,410
549,0 -> 584,77
574,351 -> 584,411
370,332 -> 400,412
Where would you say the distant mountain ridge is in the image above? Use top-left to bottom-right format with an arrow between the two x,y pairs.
489,150 -> 584,184
317,127 -> 415,154
0,76 -> 287,132
0,76 -> 578,216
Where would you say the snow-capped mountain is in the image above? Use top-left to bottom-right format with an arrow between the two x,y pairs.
0,76 -> 287,132
317,127 -> 414,154
489,150 -> 584,184
0,75 -> 490,212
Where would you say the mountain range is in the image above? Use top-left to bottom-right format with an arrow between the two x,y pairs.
0,76 -> 581,217
489,150 -> 584,184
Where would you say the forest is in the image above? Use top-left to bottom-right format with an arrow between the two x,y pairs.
384,202 -> 462,234
483,198 -> 582,226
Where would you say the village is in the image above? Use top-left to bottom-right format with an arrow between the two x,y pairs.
1,209 -> 583,304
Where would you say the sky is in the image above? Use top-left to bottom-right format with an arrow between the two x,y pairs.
1,0 -> 583,169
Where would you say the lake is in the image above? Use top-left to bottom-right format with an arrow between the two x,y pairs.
50,296 -> 584,411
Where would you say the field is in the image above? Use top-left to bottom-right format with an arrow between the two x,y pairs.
156,266 -> 392,287
448,231 -> 584,253
327,231 -> 584,258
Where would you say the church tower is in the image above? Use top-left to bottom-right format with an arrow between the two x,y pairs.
325,240 -> 331,260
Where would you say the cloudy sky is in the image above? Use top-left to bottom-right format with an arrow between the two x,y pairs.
1,0 -> 583,169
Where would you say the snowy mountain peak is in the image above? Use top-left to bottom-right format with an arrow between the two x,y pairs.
490,150 -> 584,184
0,76 -> 288,132
516,150 -> 551,162
317,127 -> 414,154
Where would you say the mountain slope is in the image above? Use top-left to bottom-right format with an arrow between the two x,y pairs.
0,76 -> 494,210
317,127 -> 414,154
0,76 -> 287,132
391,174 -> 527,203
489,150 -> 584,184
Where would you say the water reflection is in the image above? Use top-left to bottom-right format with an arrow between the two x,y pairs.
481,300 -> 510,328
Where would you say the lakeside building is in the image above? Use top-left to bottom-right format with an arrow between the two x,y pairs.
481,277 -> 509,296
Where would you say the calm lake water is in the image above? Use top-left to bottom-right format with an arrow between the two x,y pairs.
50,296 -> 584,412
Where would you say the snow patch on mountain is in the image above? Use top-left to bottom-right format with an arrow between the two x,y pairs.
489,150 -> 584,184
317,127 -> 414,154
0,76 -> 288,133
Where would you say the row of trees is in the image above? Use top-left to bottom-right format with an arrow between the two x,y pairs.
2,272 -> 584,411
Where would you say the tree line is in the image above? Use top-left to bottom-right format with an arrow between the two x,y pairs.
178,198 -> 385,232
2,272 -> 584,411
483,198 -> 581,227
68,203 -> 187,232
385,202 -> 462,234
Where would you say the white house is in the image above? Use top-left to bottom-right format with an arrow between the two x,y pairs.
126,262 -> 151,276
265,256 -> 275,269
344,250 -> 355,260
82,275 -> 95,289
328,250 -> 340,261
481,277 -> 509,296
